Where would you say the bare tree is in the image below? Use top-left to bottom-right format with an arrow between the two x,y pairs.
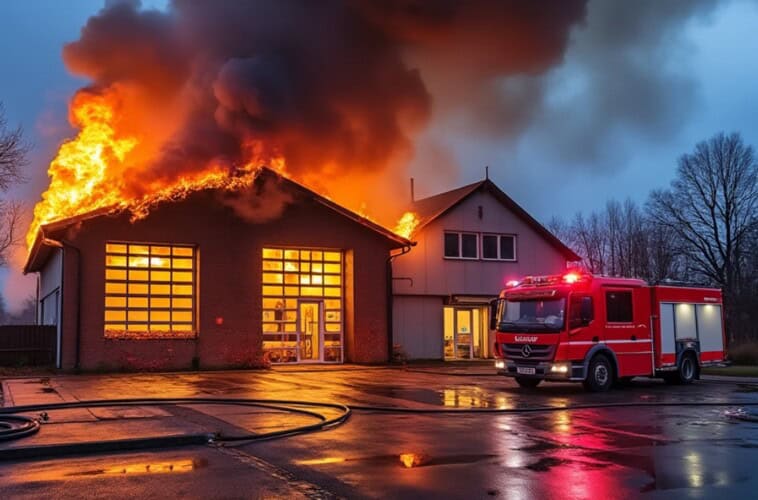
648,132 -> 758,341
0,103 -> 28,265
648,132 -> 758,290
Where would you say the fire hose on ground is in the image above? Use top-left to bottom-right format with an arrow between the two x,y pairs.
1,397 -> 757,461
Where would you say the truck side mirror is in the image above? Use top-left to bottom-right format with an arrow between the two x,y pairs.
489,299 -> 499,330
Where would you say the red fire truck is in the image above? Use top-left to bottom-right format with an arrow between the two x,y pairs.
491,271 -> 726,392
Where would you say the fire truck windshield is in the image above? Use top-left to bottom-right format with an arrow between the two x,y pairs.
497,298 -> 566,333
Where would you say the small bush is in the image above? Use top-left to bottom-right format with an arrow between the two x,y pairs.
727,342 -> 758,365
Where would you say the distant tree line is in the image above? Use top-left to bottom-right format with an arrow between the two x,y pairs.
549,132 -> 758,344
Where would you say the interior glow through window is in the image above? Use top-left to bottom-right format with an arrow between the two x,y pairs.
104,242 -> 196,335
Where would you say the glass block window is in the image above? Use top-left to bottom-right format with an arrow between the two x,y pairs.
104,242 -> 196,337
261,248 -> 343,363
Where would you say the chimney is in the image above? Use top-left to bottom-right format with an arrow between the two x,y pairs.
410,177 -> 415,203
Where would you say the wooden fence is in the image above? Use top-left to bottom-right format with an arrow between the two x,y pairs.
0,325 -> 56,366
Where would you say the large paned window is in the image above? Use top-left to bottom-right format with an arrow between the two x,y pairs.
261,248 -> 343,363
104,242 -> 196,337
482,234 -> 516,261
444,232 -> 478,259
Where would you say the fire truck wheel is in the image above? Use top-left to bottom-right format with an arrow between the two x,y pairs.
583,354 -> 614,392
669,353 -> 697,385
515,377 -> 542,389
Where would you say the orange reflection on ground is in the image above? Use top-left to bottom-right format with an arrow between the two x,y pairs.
295,457 -> 347,465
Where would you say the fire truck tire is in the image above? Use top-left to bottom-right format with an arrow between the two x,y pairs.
667,353 -> 697,385
515,377 -> 542,389
583,354 -> 614,392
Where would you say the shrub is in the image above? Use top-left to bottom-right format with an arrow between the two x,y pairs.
727,342 -> 758,365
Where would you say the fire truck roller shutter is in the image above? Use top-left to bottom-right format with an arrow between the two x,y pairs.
696,304 -> 724,358
581,344 -> 620,381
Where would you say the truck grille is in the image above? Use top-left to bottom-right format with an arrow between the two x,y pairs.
503,343 -> 555,361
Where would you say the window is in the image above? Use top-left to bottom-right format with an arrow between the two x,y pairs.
606,291 -> 633,323
104,242 -> 196,337
482,234 -> 516,261
569,295 -> 593,328
444,232 -> 478,259
261,248 -> 343,363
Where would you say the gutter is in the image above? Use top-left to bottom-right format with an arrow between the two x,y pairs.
386,244 -> 414,363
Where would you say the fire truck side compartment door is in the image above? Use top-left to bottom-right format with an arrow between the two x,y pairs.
696,304 -> 724,355
659,303 -> 676,361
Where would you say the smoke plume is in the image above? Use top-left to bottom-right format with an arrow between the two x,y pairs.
60,0 -> 587,220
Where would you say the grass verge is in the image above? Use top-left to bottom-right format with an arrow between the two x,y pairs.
702,365 -> 758,377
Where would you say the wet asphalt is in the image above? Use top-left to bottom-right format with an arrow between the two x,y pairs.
1,366 -> 757,499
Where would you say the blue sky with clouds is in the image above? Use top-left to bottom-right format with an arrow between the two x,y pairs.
1,0 -> 757,309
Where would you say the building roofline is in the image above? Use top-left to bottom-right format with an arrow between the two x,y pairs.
23,167 -> 411,273
412,179 -> 580,261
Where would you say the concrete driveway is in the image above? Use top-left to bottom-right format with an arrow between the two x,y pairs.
1,366 -> 757,499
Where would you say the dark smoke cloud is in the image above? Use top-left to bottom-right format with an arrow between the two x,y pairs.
502,0 -> 723,169
60,0 -> 587,209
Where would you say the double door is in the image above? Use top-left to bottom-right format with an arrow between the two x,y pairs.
444,307 -> 485,359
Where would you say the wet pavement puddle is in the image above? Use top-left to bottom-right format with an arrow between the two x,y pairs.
296,452 -> 497,468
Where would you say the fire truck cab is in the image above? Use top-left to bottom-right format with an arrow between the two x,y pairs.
491,272 -> 725,392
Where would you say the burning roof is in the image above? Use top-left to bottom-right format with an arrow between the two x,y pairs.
26,0 -> 587,257
24,166 -> 412,274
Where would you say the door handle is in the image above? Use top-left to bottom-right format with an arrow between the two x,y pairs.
631,335 -> 637,341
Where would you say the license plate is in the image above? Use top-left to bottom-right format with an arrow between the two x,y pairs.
517,367 -> 536,375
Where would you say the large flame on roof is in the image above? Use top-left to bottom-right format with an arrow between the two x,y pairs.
26,93 -> 272,250
24,1 -> 589,251
26,92 -> 415,251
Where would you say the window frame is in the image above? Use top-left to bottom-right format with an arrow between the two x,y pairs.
443,231 -> 480,260
103,241 -> 197,339
481,233 -> 517,262
605,289 -> 634,324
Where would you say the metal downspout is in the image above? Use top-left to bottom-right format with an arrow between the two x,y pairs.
386,244 -> 413,363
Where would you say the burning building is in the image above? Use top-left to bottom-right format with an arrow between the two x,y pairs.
25,168 -> 410,370
20,0 -> 589,369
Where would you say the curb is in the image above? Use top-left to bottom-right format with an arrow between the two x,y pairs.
1,380 -> 15,408
0,433 -> 213,462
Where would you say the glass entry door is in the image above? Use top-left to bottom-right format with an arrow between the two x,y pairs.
455,309 -> 473,359
298,301 -> 323,362
444,306 -> 487,360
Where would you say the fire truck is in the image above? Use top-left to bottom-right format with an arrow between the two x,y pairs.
491,271 -> 726,392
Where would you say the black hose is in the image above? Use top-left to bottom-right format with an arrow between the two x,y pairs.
0,398 -> 351,459
1,396 -> 757,461
0,415 -> 41,441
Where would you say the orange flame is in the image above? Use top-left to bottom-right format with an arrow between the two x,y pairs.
27,91 -> 412,251
27,93 -> 136,248
26,93 -> 269,250
393,211 -> 420,239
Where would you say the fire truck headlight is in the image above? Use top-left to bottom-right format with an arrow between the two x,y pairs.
550,363 -> 570,374
495,360 -> 505,370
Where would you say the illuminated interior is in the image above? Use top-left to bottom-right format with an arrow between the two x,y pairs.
261,248 -> 343,363
104,242 -> 196,336
443,306 -> 484,359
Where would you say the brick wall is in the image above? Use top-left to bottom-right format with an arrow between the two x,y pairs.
54,187 -> 396,370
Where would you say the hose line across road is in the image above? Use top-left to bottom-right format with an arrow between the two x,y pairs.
1,397 -> 757,461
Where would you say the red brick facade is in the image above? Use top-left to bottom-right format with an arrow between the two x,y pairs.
45,181 -> 400,371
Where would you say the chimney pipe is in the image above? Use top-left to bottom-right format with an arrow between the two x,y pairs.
410,178 -> 415,203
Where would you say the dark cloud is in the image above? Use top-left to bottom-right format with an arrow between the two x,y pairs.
517,0 -> 723,169
59,0 -> 587,206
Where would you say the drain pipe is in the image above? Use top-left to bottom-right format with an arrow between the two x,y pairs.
386,244 -> 413,363
40,236 -> 82,371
